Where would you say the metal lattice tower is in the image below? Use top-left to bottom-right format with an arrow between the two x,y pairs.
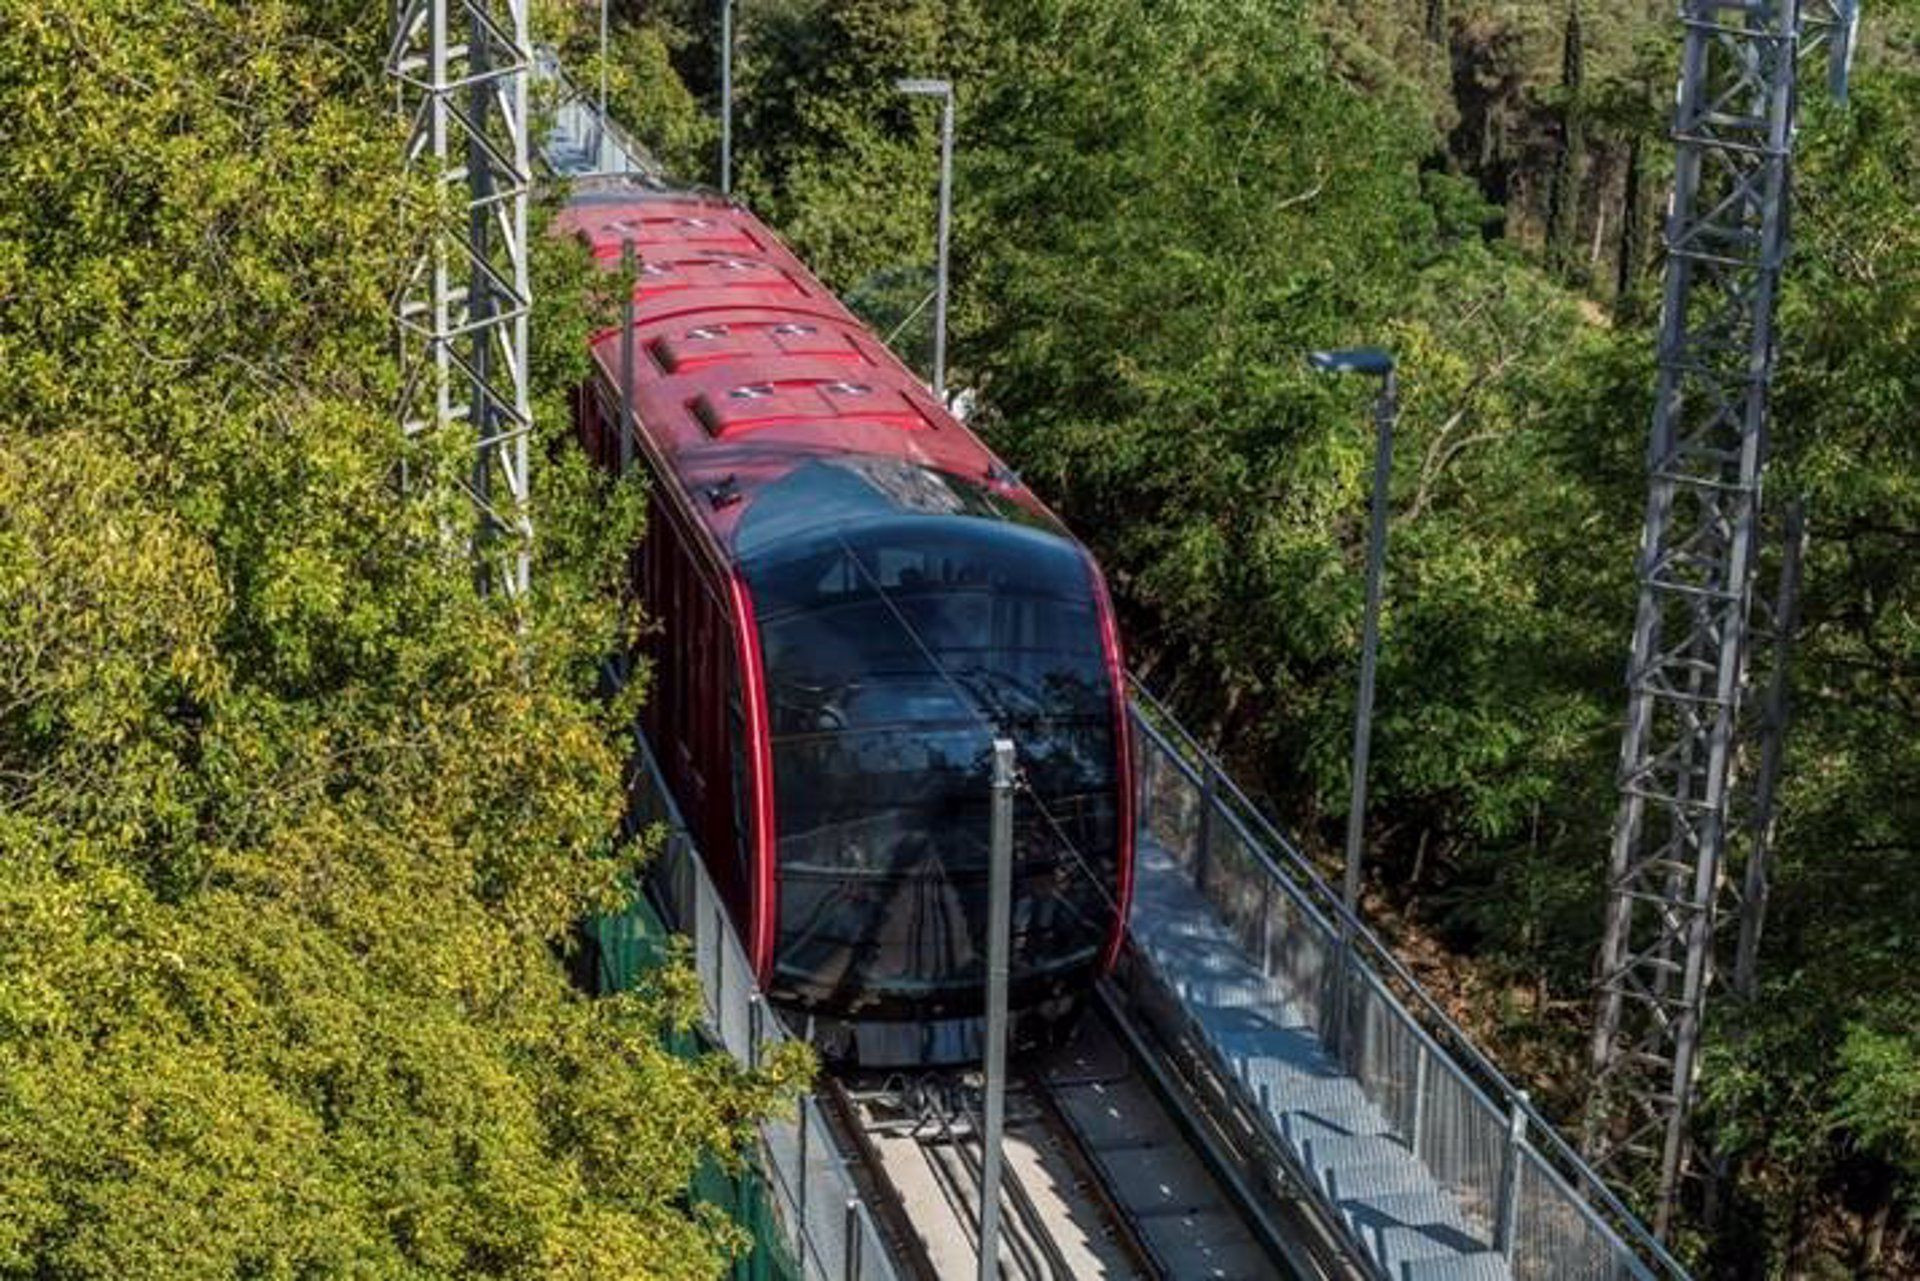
1589,0 -> 1856,1237
1724,501 -> 1806,1003
388,0 -> 534,598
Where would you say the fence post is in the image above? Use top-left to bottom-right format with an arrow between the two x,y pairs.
619,238 -> 636,475
1330,933 -> 1352,1062
665,832 -> 687,928
1195,762 -> 1217,893
1496,1091 -> 1529,1260
747,993 -> 762,1071
797,1096 -> 811,1225
1411,1046 -> 1429,1161
1260,879 -> 1274,977
712,899 -> 726,1028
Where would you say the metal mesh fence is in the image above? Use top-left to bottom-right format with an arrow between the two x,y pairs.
1344,967 -> 1423,1143
800,1100 -> 848,1280
1513,1146 -> 1642,1281
1128,689 -> 1684,1281
632,736 -> 901,1281
613,680 -> 1669,1281
1414,1039 -> 1507,1234
531,48 -> 664,180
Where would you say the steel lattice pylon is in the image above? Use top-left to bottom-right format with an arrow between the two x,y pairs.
388,0 -> 534,598
1589,0 -> 1855,1238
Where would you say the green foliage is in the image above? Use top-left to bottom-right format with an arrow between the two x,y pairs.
940,0 -> 1623,911
734,0 -> 986,295
0,3 -> 793,1278
714,0 -> 1920,1266
1690,22 -> 1920,1264
4,0 -> 1916,1272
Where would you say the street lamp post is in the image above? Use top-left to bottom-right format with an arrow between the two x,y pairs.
1310,346 -> 1397,1058
895,77 -> 955,403
718,0 -> 734,194
1309,346 -> 1398,929
979,738 -> 1016,1281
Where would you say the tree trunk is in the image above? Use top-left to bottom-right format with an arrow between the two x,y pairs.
1861,1176 -> 1894,1272
1616,133 -> 1648,308
1785,1192 -> 1818,1280
1546,4 -> 1587,278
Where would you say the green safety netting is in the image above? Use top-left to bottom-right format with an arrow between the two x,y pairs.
583,884 -> 802,1281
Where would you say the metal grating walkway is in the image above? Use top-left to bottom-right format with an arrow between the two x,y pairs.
534,49 -> 669,181
1131,840 -> 1510,1281
1129,691 -> 1677,1281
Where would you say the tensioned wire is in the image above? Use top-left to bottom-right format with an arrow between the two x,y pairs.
768,531 -> 1127,975
824,531 -> 1130,928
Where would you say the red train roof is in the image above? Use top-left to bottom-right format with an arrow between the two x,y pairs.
554,186 -> 1048,557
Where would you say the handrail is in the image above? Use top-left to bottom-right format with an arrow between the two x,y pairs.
1128,677 -> 1690,1280
530,47 -> 670,182
625,723 -> 899,1281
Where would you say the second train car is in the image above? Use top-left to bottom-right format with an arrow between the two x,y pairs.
558,179 -> 1133,1067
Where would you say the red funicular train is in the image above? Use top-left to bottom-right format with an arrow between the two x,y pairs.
557,179 -> 1133,1067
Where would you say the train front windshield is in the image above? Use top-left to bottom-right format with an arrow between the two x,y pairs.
747,517 -> 1121,1014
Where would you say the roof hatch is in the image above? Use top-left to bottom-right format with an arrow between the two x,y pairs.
651,320 -> 865,373
693,379 -> 932,438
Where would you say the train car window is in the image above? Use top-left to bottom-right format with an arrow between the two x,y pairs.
728,666 -> 752,898
746,516 -> 1120,1009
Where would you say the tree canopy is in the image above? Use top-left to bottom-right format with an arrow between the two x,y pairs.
0,4 -> 797,1278
690,0 -> 1920,1269
4,0 -> 1917,1275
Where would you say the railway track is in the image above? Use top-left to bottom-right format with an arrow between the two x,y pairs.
822,994 -> 1308,1280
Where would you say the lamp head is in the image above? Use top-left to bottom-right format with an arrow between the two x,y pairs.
895,77 -> 952,99
1309,347 -> 1396,378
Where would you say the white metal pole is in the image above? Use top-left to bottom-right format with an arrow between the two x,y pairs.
979,738 -> 1015,1281
931,87 -> 954,404
719,0 -> 733,194
1343,371 -> 1396,923
597,0 -> 609,167
507,0 -> 532,599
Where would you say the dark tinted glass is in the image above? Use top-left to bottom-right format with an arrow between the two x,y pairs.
747,517 -> 1119,1012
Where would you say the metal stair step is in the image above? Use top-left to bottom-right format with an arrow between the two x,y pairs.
1278,1109 -> 1397,1159
1300,1128 -> 1415,1175
1211,1021 -> 1341,1075
1265,1083 -> 1391,1136
1224,1052 -> 1390,1135
1321,1157 -> 1435,1204
1174,970 -> 1289,1011
1298,1131 -> 1427,1206
1397,1250 -> 1510,1281
1372,1223 -> 1495,1275
1341,1190 -> 1476,1237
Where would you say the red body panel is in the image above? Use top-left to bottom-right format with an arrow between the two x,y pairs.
559,189 -> 1133,988
726,570 -> 777,974
554,193 -> 1039,548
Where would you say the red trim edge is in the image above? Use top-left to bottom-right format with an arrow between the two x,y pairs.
1091,562 -> 1135,974
729,570 -> 779,980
